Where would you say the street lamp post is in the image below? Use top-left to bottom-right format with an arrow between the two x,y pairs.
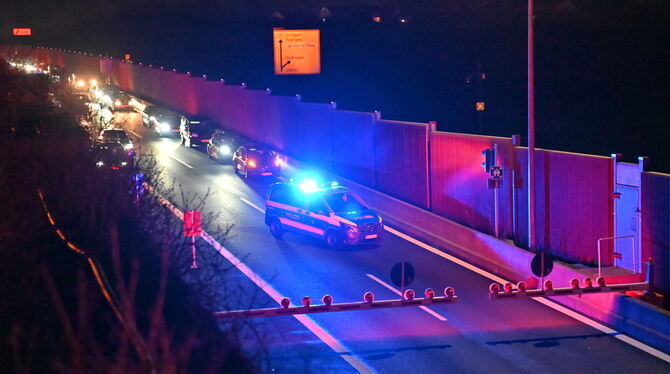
528,0 -> 536,250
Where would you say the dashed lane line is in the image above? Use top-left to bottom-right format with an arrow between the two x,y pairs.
170,155 -> 194,169
240,197 -> 265,213
366,274 -> 448,321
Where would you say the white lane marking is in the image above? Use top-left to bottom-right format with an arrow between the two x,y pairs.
126,128 -> 143,139
170,155 -> 193,169
151,187 -> 375,373
240,197 -> 265,213
366,274 -> 448,322
384,225 -> 670,363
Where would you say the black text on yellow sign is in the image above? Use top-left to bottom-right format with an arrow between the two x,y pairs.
273,29 -> 321,75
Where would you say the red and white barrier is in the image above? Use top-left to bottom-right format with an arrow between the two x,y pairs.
489,277 -> 649,299
215,288 -> 458,319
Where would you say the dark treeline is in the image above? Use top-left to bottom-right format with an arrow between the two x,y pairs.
0,59 -> 259,373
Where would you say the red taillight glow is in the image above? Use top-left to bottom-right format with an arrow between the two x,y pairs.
172,129 -> 180,132
200,139 -> 209,143
248,160 -> 257,168
111,166 -> 120,170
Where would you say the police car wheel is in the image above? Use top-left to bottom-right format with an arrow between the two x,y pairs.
325,230 -> 342,249
269,219 -> 283,238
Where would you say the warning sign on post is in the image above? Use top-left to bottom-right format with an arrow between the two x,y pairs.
273,29 -> 321,75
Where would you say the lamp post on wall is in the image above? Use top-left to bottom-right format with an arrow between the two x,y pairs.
528,0 -> 537,250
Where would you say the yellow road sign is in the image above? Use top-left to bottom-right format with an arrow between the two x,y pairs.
273,29 -> 321,75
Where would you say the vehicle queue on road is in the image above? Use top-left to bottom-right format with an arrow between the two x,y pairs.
79,82 -> 385,250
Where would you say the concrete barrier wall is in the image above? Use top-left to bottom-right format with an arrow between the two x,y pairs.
515,148 -> 614,264
375,118 -> 430,209
431,132 -> 515,237
331,110 -> 376,187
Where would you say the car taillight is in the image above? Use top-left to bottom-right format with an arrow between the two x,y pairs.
200,139 -> 209,143
248,160 -> 257,168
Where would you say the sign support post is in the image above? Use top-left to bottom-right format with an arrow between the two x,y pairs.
184,211 -> 202,269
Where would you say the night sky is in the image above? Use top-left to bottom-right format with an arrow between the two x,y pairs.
2,0 -> 669,171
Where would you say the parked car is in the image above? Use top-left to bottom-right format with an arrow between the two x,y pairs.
232,145 -> 283,178
265,181 -> 384,248
152,110 -> 184,137
207,130 -> 239,163
179,115 -> 216,147
141,105 -> 159,127
92,142 -> 133,170
109,91 -> 132,111
98,128 -> 133,151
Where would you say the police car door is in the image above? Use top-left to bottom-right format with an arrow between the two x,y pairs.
306,196 -> 331,237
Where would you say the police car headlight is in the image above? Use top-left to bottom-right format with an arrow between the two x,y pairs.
123,143 -> 133,150
96,161 -> 104,167
344,224 -> 358,233
121,161 -> 128,166
159,122 -> 171,132
220,144 -> 231,155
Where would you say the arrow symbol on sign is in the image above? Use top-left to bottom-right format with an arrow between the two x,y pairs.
279,39 -> 291,71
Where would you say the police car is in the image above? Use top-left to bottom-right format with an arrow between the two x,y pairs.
265,180 -> 384,248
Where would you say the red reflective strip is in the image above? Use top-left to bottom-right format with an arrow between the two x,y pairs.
279,217 -> 324,236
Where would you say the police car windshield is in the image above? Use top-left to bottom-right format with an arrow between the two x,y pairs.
323,192 -> 366,213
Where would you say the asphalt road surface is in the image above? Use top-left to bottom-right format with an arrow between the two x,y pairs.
110,109 -> 670,373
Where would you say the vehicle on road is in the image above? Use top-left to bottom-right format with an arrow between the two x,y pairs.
232,145 -> 283,178
179,115 -> 216,147
98,129 -> 133,151
140,105 -> 159,127
92,142 -> 133,170
152,110 -> 184,137
69,74 -> 100,93
207,130 -> 239,163
100,90 -> 132,111
110,92 -> 132,111
265,181 -> 384,248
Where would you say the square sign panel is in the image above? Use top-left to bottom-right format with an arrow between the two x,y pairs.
273,29 -> 321,75
13,28 -> 32,36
